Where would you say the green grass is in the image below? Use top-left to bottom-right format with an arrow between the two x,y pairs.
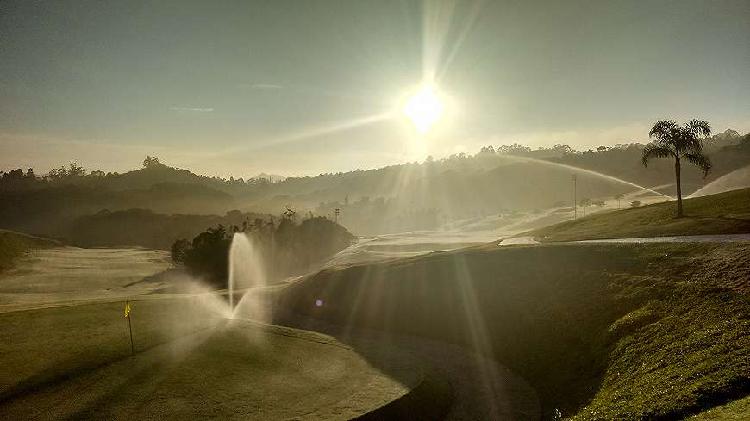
528,188 -> 750,241
276,241 -> 750,419
0,298 -> 220,400
0,229 -> 59,273
690,394 -> 750,420
574,290 -> 750,419
0,297 -> 426,419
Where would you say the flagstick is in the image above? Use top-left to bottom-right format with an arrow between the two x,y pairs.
126,300 -> 134,356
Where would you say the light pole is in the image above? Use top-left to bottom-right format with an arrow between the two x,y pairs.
572,174 -> 577,220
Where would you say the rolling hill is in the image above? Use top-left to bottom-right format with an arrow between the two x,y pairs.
528,188 -> 750,242
1,130 -> 748,239
0,230 -> 59,273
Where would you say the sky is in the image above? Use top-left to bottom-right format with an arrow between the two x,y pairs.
1,0 -> 749,178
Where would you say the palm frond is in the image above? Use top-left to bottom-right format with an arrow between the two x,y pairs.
649,120 -> 679,144
682,136 -> 704,154
686,119 -> 711,139
684,152 -> 712,177
641,143 -> 674,167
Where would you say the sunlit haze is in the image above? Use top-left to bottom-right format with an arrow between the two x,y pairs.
1,0 -> 749,178
2,2 -> 750,420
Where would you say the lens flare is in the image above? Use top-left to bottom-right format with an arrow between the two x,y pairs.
402,84 -> 444,134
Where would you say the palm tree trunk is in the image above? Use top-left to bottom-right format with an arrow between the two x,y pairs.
675,157 -> 683,217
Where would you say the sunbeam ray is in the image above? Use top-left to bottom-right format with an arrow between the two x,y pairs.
193,111 -> 395,163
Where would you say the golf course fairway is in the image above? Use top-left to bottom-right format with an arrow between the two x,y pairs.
0,298 -> 428,420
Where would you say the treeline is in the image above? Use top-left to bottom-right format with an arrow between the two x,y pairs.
547,130 -> 750,192
0,157 -> 282,194
0,157 -> 276,240
3,129 -> 748,237
242,129 -> 750,229
172,216 -> 354,287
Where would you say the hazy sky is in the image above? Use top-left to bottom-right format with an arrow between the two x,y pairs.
1,0 -> 749,177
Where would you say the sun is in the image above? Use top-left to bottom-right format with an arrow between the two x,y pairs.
401,84 -> 444,134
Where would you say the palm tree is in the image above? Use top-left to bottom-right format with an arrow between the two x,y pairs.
641,120 -> 712,217
614,193 -> 624,209
579,198 -> 592,217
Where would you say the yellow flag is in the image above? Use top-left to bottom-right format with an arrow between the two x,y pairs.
124,301 -> 131,318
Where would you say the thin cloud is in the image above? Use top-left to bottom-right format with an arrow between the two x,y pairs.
239,83 -> 284,90
170,106 -> 215,112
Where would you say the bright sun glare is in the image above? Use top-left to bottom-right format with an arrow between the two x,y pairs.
402,84 -> 444,134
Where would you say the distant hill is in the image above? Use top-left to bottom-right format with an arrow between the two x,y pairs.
1,130 -> 748,237
67,209 -> 268,250
545,130 -> 750,195
0,182 -> 235,239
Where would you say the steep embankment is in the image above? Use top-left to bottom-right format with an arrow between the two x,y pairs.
528,188 -> 750,242
0,230 -> 59,273
275,241 -> 750,419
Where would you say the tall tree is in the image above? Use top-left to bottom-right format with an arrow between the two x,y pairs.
641,120 -> 712,217
614,193 -> 624,209
579,198 -> 592,217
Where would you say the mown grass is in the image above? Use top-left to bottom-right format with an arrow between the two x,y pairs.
0,298 -> 220,400
0,298 -> 425,419
528,188 -> 750,241
276,241 -> 750,419
0,229 -> 59,273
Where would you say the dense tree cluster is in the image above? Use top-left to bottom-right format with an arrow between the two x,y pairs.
172,216 -> 354,287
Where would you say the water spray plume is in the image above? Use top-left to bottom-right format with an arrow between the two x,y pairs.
228,232 -> 269,321
505,155 -> 672,199
688,165 -> 750,198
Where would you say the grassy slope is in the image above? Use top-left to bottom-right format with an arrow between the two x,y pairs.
0,229 -> 59,273
0,298 -> 425,419
276,241 -> 750,419
528,188 -> 750,242
691,394 -> 750,420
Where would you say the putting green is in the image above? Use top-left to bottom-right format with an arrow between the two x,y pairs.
0,298 -> 424,420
